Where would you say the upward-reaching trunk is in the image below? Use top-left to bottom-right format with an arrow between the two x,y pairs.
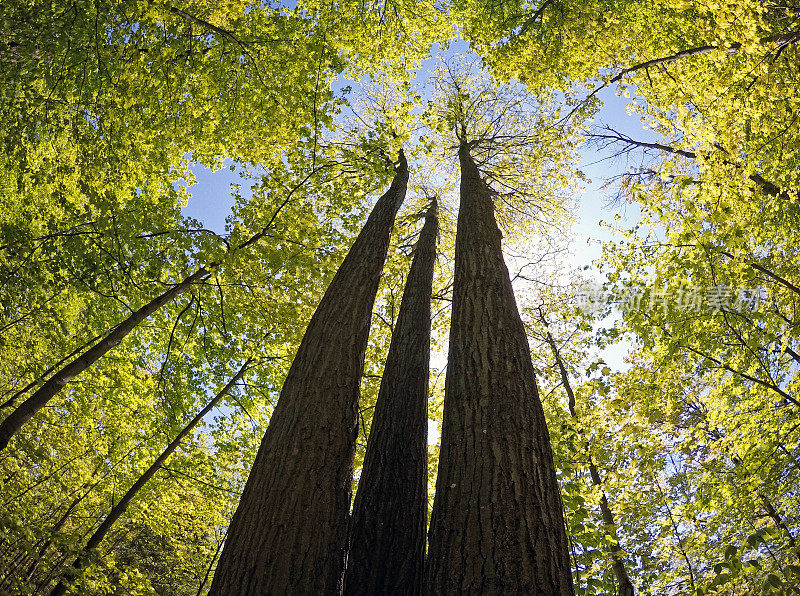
343,200 -> 438,596
0,266 -> 211,452
0,460 -> 104,591
209,153 -> 408,595
542,327 -> 634,596
425,142 -> 573,595
48,360 -> 251,596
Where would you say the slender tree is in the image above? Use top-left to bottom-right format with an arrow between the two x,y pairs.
0,0 -> 351,451
49,360 -> 252,596
0,161 -> 334,452
343,199 -> 438,596
541,319 -> 634,596
209,152 -> 408,595
0,267 -> 211,452
425,141 -> 574,594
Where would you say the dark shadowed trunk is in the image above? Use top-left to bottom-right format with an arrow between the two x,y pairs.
49,361 -> 251,596
542,327 -> 634,596
343,200 -> 438,596
0,267 -> 211,452
425,142 -> 574,595
209,153 -> 408,595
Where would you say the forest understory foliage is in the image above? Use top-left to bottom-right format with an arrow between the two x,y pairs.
1,0 -> 799,594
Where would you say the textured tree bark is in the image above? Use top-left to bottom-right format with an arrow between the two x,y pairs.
0,267 -> 211,452
49,361 -> 251,596
343,200 -> 437,596
209,153 -> 408,596
425,142 -> 574,595
543,329 -> 634,596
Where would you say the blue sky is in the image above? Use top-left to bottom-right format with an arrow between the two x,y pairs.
181,165 -> 240,233
180,39 -> 666,380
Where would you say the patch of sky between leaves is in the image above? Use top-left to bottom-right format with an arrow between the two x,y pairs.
179,159 -> 249,234
178,36 -> 470,230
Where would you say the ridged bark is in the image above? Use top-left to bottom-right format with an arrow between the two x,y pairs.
425,143 -> 574,595
49,361 -> 250,596
209,154 -> 408,595
343,200 -> 438,596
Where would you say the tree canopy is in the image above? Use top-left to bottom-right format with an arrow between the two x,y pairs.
1,0 -> 799,594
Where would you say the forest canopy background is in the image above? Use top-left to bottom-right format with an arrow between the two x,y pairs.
1,0 -> 799,595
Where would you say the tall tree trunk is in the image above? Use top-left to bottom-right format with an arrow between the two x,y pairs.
542,326 -> 634,596
343,200 -> 437,596
209,153 -> 408,595
48,361 -> 250,596
425,142 -> 574,594
0,332 -> 103,412
0,457 -> 105,590
0,267 -> 211,452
